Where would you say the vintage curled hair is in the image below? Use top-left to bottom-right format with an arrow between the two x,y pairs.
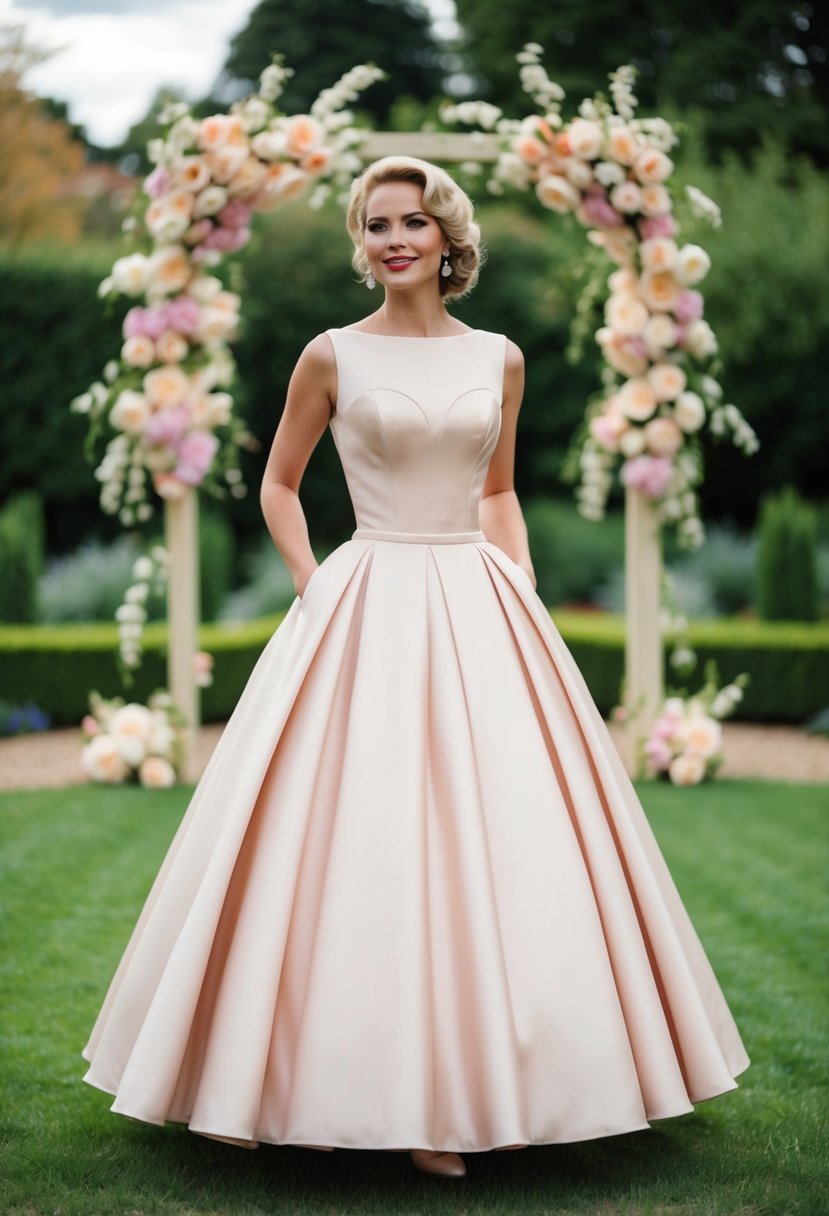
346,155 -> 484,302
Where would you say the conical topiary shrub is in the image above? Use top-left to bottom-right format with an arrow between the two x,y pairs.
756,486 -> 821,622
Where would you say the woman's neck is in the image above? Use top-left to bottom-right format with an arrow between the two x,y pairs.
368,293 -> 460,338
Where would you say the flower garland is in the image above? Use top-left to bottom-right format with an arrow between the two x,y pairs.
640,661 -> 748,785
81,689 -> 185,787
442,46 -> 758,549
70,56 -> 384,526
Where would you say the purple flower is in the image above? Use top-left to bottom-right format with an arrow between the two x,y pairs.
580,189 -> 624,228
163,294 -> 202,334
217,200 -> 253,229
127,305 -> 168,341
174,430 -> 219,485
638,214 -> 678,240
144,166 -> 170,199
621,454 -> 673,497
674,289 -> 704,324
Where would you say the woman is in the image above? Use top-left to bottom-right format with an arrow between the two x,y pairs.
82,156 -> 750,1180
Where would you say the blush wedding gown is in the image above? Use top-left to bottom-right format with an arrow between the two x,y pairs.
82,327 -> 750,1152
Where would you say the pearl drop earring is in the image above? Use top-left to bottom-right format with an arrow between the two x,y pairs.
365,270 -> 376,290
440,255 -> 452,279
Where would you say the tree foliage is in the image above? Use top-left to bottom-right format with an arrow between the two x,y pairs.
451,0 -> 829,165
0,24 -> 88,243
213,0 -> 444,123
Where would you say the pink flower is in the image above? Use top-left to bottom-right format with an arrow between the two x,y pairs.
81,714 -> 99,737
174,430 -> 219,484
621,454 -> 673,497
638,214 -> 677,240
674,289 -> 704,324
144,166 -> 171,199
202,224 -> 251,252
579,187 -> 624,228
123,307 -> 150,339
183,218 -> 214,246
145,404 -> 190,446
217,200 -> 253,229
163,294 -> 201,334
644,736 -> 673,771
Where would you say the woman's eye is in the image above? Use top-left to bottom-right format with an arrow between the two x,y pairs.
407,219 -> 426,227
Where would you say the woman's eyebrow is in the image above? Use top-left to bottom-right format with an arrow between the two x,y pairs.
366,211 -> 429,222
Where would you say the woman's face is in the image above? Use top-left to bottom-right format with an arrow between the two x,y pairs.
363,180 -> 449,294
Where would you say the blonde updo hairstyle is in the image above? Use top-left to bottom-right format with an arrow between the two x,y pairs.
346,156 -> 483,303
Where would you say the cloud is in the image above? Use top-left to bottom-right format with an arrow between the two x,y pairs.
2,0 -> 257,144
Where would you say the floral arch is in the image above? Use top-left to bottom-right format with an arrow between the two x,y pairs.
72,47 -> 757,780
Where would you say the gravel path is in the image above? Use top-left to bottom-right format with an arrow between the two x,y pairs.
1,721 -> 827,791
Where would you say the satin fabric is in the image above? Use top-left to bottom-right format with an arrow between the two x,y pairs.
82,328 -> 750,1151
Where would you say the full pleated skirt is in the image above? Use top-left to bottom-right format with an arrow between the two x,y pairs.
82,532 -> 750,1151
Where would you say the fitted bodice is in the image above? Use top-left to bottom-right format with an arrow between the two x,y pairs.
326,328 -> 506,534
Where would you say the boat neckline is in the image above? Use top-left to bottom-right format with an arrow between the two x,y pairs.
334,328 -> 479,340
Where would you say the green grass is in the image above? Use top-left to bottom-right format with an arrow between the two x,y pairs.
0,780 -> 826,1216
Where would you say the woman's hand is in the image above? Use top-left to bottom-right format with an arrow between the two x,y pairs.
295,564 -> 319,599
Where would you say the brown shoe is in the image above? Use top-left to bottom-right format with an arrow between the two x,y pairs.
410,1149 -> 466,1177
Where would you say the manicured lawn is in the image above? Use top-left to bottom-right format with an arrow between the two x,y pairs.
1,780 -> 826,1216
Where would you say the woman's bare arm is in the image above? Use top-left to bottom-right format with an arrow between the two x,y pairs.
259,333 -> 337,598
478,339 -> 536,587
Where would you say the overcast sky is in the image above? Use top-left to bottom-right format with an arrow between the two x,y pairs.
4,0 -> 457,146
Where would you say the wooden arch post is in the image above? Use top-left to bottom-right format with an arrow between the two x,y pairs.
169,130 -> 662,781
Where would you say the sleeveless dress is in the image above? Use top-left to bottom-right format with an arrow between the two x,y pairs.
82,327 -> 750,1152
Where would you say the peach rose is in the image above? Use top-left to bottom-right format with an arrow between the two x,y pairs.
609,180 -> 644,214
254,164 -> 310,211
139,755 -> 177,789
618,377 -> 658,421
642,313 -> 678,358
121,335 -> 156,368
643,415 -> 683,456
155,330 -> 189,364
301,147 -> 333,177
82,735 -> 130,784
110,389 -> 150,436
608,267 -> 639,295
205,144 -> 249,185
284,115 -> 324,159
602,228 -> 638,265
683,319 -> 718,358
668,751 -> 707,786
153,472 -> 188,499
562,156 -> 594,189
597,329 -> 649,378
143,365 -> 190,408
640,236 -> 677,273
607,125 -> 638,165
227,155 -> 268,200
174,155 -> 212,193
618,425 -> 646,456
639,269 -> 683,312
163,188 -> 196,221
516,134 -> 546,164
194,306 -> 238,344
198,114 -> 246,152
648,361 -> 687,402
677,714 -> 722,758
633,147 -> 674,184
536,174 -> 580,213
146,245 -> 191,294
640,183 -> 672,216
144,201 -> 189,242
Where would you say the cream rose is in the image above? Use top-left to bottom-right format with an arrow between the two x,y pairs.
227,155 -> 268,200
284,114 -> 324,159
143,365 -> 190,407
174,155 -> 212,193
251,129 -> 288,162
110,703 -> 154,767
677,715 -> 722,758
596,329 -> 649,377
648,361 -> 687,402
568,118 -> 603,160
618,425 -> 646,456
194,306 -> 239,344
562,156 -> 594,189
206,145 -> 250,185
603,228 -> 638,265
111,253 -> 150,296
618,377 -> 658,421
644,415 -> 683,456
609,180 -> 644,214
110,389 -> 150,436
153,472 -> 188,499
139,755 -> 177,789
193,185 -> 230,218
675,243 -> 711,286
633,147 -> 674,184
198,114 -> 246,152
82,735 -> 130,784
121,335 -> 156,368
301,147 -> 333,177
639,269 -> 683,312
683,319 -> 718,358
536,174 -> 580,213
155,330 -> 189,364
642,313 -> 678,358
254,164 -> 310,210
608,267 -> 639,295
640,236 -> 677,273
668,752 -> 707,786
605,293 -> 649,336
515,134 -> 546,164
674,391 -> 706,432
144,202 -> 190,243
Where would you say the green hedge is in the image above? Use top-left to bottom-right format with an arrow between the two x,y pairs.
1,612 -> 826,727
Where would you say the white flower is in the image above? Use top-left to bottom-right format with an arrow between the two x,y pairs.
669,751 -> 707,786
642,313 -> 678,358
236,97 -> 271,133
640,183 -> 672,216
251,130 -> 287,161
139,755 -> 177,789
110,390 -> 150,436
684,319 -> 718,359
568,118 -> 603,160
82,735 -> 130,784
633,146 -> 673,184
700,375 -> 722,400
605,294 -> 649,336
193,184 -> 229,217
644,415 -> 683,455
685,184 -> 722,229
677,714 -> 722,758
674,391 -> 706,432
594,160 -> 626,187
111,253 -> 150,296
618,426 -> 646,456
610,180 -> 644,214
675,244 -> 711,286
648,362 -> 687,402
122,335 -> 156,368
606,125 -> 638,165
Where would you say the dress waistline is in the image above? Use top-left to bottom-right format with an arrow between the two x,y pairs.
352,528 -> 486,545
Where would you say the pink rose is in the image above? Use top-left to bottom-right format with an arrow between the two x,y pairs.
579,186 -> 624,228
183,218 -> 214,247
144,165 -> 171,199
81,714 -> 99,737
638,214 -> 677,240
145,404 -> 190,446
174,430 -> 219,485
202,225 -> 251,253
621,454 -> 673,497
217,200 -> 253,229
163,294 -> 201,334
674,289 -> 704,323
644,735 -> 673,771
